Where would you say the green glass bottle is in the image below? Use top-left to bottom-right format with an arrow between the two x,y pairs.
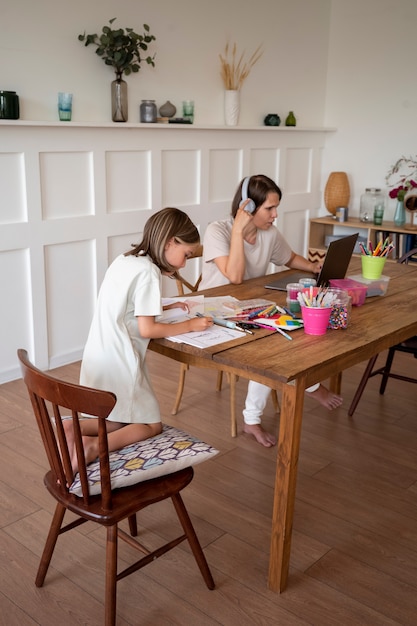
285,111 -> 296,127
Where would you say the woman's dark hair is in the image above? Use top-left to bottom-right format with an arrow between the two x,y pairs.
125,207 -> 200,274
231,174 -> 282,217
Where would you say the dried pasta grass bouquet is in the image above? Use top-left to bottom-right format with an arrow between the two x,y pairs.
219,42 -> 263,90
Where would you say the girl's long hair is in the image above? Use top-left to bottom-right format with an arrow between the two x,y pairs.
125,207 -> 200,274
231,174 -> 282,217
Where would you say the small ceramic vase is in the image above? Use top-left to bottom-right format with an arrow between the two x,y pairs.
264,113 -> 281,126
285,111 -> 296,126
159,100 -> 176,118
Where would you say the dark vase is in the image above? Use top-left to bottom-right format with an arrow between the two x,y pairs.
264,113 -> 281,126
111,74 -> 128,122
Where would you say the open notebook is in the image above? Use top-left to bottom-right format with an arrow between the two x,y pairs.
265,232 -> 359,291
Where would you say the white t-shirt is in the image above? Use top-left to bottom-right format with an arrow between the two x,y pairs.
80,254 -> 162,424
200,217 -> 292,290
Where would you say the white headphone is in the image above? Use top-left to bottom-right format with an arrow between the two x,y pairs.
240,177 -> 256,214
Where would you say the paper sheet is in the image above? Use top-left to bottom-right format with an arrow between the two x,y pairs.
159,295 -> 244,347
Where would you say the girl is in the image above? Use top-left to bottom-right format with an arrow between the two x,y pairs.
65,207 -> 213,471
200,175 -> 343,447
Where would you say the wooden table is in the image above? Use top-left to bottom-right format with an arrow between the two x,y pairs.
149,258 -> 417,592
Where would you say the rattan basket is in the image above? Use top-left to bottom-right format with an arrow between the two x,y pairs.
324,172 -> 350,215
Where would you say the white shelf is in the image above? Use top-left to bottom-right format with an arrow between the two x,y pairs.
0,119 -> 337,132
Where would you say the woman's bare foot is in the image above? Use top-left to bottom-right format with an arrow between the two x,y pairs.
243,423 -> 276,447
307,384 -> 343,410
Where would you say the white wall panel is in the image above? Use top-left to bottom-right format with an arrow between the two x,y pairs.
40,151 -> 94,219
108,233 -> 143,264
208,149 -> 243,203
249,149 -> 280,184
284,148 -> 313,194
0,248 -> 33,380
44,240 -> 96,368
106,151 -> 151,212
161,150 -> 200,207
0,153 -> 27,224
0,123 -> 332,381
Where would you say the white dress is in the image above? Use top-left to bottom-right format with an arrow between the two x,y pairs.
80,254 -> 162,424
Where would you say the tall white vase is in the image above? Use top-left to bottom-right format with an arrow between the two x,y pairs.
224,90 -> 240,126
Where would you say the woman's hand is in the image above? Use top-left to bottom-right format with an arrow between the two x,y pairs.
234,202 -> 254,232
163,301 -> 189,313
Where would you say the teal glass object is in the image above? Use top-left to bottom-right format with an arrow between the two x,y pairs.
393,200 -> 406,226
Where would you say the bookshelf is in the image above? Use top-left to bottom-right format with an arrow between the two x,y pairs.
309,216 -> 417,261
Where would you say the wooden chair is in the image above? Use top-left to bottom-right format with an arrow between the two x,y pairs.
348,247 -> 417,417
172,246 -> 279,436
17,349 -> 214,626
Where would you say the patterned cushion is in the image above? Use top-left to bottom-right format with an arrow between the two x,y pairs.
69,424 -> 218,497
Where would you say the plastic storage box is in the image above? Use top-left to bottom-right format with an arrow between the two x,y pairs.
328,278 -> 368,306
347,274 -> 390,297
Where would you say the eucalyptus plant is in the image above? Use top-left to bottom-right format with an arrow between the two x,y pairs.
78,18 -> 156,77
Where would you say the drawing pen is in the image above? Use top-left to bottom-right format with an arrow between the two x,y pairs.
283,306 -> 297,319
248,306 -> 270,319
196,312 -> 247,334
275,327 -> 293,341
246,320 -> 293,340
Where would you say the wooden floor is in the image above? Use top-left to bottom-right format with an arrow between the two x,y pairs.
1,348 -> 417,625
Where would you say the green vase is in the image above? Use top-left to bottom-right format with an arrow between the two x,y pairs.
285,111 -> 296,127
394,200 -> 406,226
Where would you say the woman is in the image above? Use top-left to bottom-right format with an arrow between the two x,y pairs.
200,175 -> 342,447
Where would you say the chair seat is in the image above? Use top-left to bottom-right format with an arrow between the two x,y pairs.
46,465 -> 195,525
68,423 -> 218,497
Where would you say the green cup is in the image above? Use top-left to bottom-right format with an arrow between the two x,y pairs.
361,254 -> 386,280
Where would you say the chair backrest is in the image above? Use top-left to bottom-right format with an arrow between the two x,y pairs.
175,244 -> 203,295
17,349 -> 117,510
398,247 -> 417,265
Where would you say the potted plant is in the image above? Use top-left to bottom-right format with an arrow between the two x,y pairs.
78,18 -> 156,122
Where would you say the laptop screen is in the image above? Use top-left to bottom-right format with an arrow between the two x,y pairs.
265,233 -> 359,291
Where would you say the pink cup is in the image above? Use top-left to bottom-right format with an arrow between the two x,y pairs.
301,305 -> 332,336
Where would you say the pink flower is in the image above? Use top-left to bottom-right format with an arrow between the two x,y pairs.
386,157 -> 417,200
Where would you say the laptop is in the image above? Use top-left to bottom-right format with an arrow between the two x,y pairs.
265,232 -> 359,290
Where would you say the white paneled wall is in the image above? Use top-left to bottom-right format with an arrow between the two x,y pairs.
0,122 -> 333,382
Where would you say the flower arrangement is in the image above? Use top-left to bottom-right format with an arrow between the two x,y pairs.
219,42 -> 263,90
78,18 -> 156,78
386,155 -> 417,201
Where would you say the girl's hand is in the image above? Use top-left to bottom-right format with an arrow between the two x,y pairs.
188,315 -> 213,332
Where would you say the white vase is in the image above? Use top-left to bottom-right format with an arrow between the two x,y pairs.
224,90 -> 240,126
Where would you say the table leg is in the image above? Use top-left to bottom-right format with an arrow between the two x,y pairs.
329,371 -> 342,394
268,377 -> 305,592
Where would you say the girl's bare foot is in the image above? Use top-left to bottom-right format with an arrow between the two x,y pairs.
63,419 -> 75,466
307,384 -> 343,410
243,423 -> 276,447
62,421 -> 99,474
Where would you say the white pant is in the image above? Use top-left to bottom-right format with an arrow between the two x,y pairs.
242,380 -> 320,425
